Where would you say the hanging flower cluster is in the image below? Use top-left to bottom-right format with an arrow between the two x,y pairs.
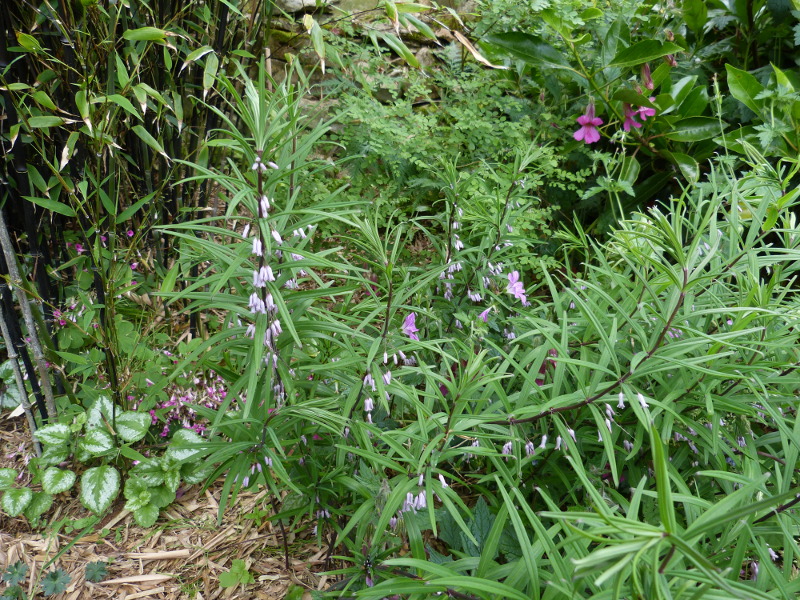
247,153 -> 286,407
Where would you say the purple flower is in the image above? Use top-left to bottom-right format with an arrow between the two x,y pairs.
479,308 -> 490,322
507,271 -> 527,302
573,103 -> 603,144
637,98 -> 657,121
402,312 -> 419,341
502,441 -> 513,458
623,103 -> 642,132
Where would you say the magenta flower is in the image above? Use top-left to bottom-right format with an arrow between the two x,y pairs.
637,97 -> 657,121
573,103 -> 603,144
507,271 -> 527,302
402,312 -> 419,341
623,103 -> 642,132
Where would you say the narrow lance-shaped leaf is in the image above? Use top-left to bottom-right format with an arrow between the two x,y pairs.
651,423 -> 676,533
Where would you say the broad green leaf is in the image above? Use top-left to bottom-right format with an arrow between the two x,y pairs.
726,64 -> 765,114
202,52 -> 220,93
581,7 -> 604,19
133,504 -> 159,527
27,116 -> 65,128
87,395 -> 114,428
31,90 -> 57,111
35,423 -> 71,446
608,40 -> 684,67
379,32 -> 419,68
0,360 -> 14,380
404,14 -> 437,41
483,32 -> 571,70
115,53 -> 130,88
219,559 -> 254,588
80,466 -> 120,515
75,89 -> 91,129
94,94 -> 141,120
122,27 -> 167,42
160,262 -> 180,296
38,444 -> 70,466
1,488 -> 33,517
16,32 -> 43,52
130,460 -> 165,486
181,460 -> 217,485
24,195 -> 75,217
131,125 -> 169,160
180,45 -> 214,72
0,468 -> 17,490
42,468 -> 76,494
81,429 -> 115,455
663,150 -> 700,182
164,428 -> 205,462
115,411 -> 150,443
772,63 -> 793,91
683,0 -> 708,33
124,478 -> 152,512
23,491 -> 53,521
612,89 -> 657,108
664,116 -> 725,142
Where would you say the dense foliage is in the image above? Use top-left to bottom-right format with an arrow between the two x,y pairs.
2,0 -> 800,598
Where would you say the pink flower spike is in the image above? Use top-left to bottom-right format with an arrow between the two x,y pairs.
402,312 -> 420,341
573,103 -> 603,144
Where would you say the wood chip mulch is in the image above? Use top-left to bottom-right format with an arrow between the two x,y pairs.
1,416 -> 330,599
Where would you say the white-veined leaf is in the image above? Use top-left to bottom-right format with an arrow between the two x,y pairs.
42,467 -> 77,494
0,468 -> 17,490
34,423 -> 71,446
23,491 -> 53,521
130,460 -> 165,486
38,444 -> 70,466
81,429 -> 115,455
115,411 -> 151,443
80,466 -> 120,515
1,488 -> 33,516
165,428 -> 205,463
87,395 -> 114,428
